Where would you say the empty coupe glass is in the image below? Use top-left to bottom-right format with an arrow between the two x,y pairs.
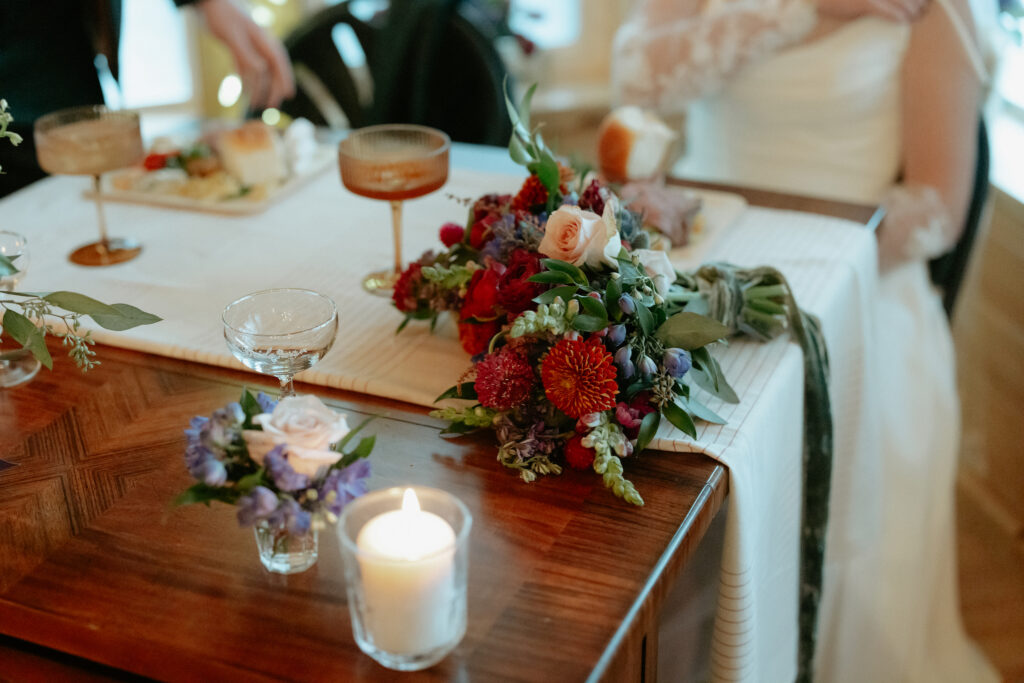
222,289 -> 338,396
339,124 -> 450,295
0,231 -> 41,388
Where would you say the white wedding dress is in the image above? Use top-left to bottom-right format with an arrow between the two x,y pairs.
616,3 -> 999,681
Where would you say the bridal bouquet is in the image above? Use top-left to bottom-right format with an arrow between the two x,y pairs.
392,88 -> 797,505
176,390 -> 376,534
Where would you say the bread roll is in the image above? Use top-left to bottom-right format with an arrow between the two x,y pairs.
597,106 -> 677,183
218,122 -> 287,187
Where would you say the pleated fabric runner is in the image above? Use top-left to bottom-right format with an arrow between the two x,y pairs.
6,148 -> 877,682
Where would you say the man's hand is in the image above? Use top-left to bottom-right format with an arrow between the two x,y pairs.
196,0 -> 296,110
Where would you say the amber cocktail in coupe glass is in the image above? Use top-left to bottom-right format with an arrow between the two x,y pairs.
34,106 -> 144,267
338,124 -> 450,296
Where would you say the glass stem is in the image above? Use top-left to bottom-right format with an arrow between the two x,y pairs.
390,200 -> 403,275
279,375 -> 296,397
93,175 -> 110,251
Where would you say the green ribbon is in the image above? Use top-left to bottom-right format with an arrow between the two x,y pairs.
680,264 -> 833,683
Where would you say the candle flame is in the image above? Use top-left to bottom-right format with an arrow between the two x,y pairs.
401,488 -> 420,513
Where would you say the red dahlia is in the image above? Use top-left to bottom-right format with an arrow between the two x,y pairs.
511,175 -> 548,212
475,347 -> 535,410
392,263 -> 423,312
541,338 -> 619,418
564,434 -> 596,469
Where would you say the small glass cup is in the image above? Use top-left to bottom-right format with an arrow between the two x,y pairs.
0,231 -> 41,388
253,520 -> 319,574
338,486 -> 472,671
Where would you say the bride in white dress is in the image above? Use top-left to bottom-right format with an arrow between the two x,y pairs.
613,0 -> 999,680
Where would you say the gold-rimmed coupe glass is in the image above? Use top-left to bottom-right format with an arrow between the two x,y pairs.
34,106 -> 144,267
339,124 -> 450,296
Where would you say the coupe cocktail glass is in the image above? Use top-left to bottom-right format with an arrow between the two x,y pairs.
222,288 -> 338,396
339,124 -> 450,295
34,106 -> 144,267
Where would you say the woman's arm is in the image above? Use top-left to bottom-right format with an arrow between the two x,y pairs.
878,0 -> 983,269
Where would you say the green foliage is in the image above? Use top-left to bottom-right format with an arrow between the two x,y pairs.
435,383 -> 479,402
655,312 -> 731,350
504,82 -> 562,211
0,289 -> 160,372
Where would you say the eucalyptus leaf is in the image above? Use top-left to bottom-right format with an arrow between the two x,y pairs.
239,389 -> 263,428
440,422 -> 479,436
508,132 -> 531,165
571,314 -> 608,332
625,379 -> 653,400
236,469 -> 267,494
173,482 -> 236,507
636,303 -> 654,336
662,401 -> 697,439
2,309 -> 51,369
528,270 -> 575,285
533,285 -> 578,305
655,311 -> 731,350
605,277 -> 622,310
42,291 -> 121,317
679,395 -> 727,425
577,295 -> 608,321
435,383 -> 479,402
338,435 -> 375,467
636,411 -> 661,453
0,253 -> 16,277
89,303 -> 162,331
541,259 -> 588,286
334,415 -> 378,452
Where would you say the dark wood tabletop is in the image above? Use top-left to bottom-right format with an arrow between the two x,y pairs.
0,179 -> 874,683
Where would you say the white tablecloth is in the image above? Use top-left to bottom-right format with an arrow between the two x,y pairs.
4,143 -> 878,682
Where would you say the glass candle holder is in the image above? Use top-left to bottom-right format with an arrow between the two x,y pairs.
338,486 -> 471,671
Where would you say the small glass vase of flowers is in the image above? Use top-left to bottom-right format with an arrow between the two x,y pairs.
176,390 -> 376,574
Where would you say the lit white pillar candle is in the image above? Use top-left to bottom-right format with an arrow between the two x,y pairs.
356,488 -> 457,654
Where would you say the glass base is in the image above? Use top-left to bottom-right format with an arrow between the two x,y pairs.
0,351 -> 41,388
354,635 -> 462,672
362,269 -> 400,296
253,522 -> 319,574
70,238 -> 142,266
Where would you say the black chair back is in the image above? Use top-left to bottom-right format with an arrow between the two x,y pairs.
281,0 -> 511,146
929,119 -> 990,317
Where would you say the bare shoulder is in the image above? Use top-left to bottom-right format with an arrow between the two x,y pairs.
907,0 -> 982,75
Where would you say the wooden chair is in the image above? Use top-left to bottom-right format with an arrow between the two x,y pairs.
929,118 -> 990,317
281,0 -> 512,146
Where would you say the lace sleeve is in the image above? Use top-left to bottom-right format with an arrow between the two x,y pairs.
612,0 -> 818,112
877,184 -> 960,271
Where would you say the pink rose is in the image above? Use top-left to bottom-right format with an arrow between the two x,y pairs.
538,202 -> 621,268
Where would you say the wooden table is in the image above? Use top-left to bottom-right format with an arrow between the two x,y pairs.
0,181 -> 875,682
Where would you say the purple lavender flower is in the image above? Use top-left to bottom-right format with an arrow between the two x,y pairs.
237,486 -> 279,526
639,354 -> 658,378
319,459 -> 372,515
663,348 -> 692,378
196,458 -> 228,487
255,392 -> 278,414
264,445 -> 311,492
618,294 -> 636,316
615,346 -> 635,379
266,498 -> 311,535
607,324 -> 627,348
